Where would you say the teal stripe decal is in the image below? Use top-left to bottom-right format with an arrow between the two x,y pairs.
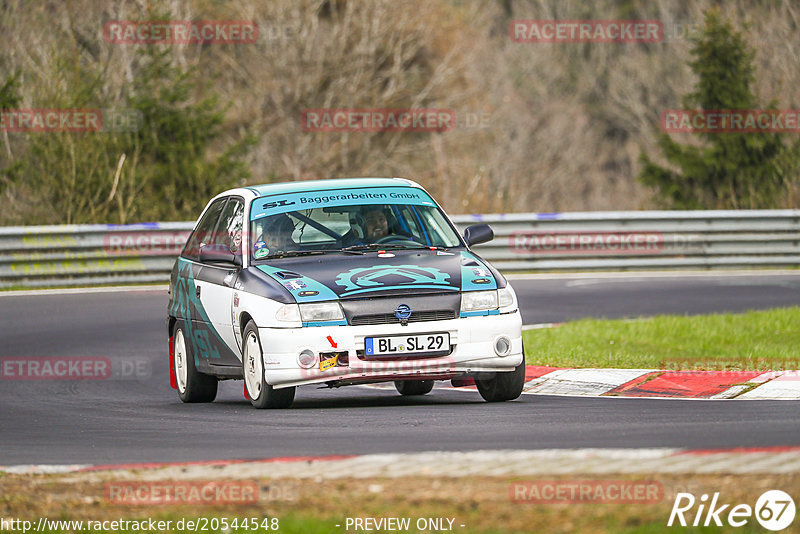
256,265 -> 339,303
303,320 -> 348,327
460,251 -> 498,291
460,309 -> 501,318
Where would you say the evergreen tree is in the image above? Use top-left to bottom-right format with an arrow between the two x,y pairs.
0,72 -> 22,194
638,9 -> 799,209
128,47 -> 255,221
2,45 -> 254,224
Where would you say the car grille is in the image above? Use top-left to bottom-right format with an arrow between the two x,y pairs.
350,310 -> 456,326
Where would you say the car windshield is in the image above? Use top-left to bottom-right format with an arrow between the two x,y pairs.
249,186 -> 463,260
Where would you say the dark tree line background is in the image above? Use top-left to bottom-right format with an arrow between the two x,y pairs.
0,1 -> 798,225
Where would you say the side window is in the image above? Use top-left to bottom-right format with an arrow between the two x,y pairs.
181,198 -> 227,261
213,198 -> 244,254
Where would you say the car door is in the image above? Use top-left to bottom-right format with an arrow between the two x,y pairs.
173,196 -> 226,326
194,196 -> 245,369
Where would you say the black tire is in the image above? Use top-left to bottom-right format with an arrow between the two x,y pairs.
475,361 -> 525,402
242,320 -> 295,409
394,380 -> 434,396
173,321 -> 218,403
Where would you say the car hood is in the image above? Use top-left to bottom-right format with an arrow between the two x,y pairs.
250,249 -> 503,303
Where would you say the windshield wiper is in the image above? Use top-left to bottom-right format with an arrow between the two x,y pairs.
340,243 -> 410,252
261,250 -> 330,259
340,243 -> 452,253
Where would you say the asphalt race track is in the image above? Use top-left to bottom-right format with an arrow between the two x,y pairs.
1,272 -> 799,466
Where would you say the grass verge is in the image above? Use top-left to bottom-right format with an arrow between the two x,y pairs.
523,307 -> 800,370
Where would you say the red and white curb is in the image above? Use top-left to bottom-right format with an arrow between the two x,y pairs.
517,366 -> 800,400
436,366 -> 800,400
4,447 -> 800,478
516,321 -> 800,400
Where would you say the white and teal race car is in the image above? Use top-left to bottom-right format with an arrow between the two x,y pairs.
167,178 -> 524,408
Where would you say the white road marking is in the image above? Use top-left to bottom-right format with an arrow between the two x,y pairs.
521,322 -> 561,330
505,269 -> 800,281
0,285 -> 168,297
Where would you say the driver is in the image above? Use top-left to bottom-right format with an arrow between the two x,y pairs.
363,208 -> 389,242
255,214 -> 295,257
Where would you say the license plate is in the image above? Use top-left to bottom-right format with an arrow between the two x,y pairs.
365,333 -> 450,356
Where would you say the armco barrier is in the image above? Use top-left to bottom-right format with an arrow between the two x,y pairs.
0,210 -> 798,287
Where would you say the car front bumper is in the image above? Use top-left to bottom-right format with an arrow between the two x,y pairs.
259,312 -> 523,388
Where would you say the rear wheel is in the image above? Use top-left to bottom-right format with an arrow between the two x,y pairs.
394,380 -> 434,396
475,361 -> 525,402
173,321 -> 218,403
243,321 -> 295,409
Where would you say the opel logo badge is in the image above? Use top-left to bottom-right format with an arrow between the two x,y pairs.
394,304 -> 412,326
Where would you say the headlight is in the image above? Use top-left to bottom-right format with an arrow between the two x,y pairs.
460,290 -> 498,312
498,285 -> 518,313
275,303 -> 301,323
299,301 -> 344,322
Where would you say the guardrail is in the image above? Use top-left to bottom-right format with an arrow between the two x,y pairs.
1,210 -> 798,287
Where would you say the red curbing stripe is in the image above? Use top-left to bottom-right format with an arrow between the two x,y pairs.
674,446 -> 800,456
608,370 -> 762,398
606,371 -> 661,395
79,454 -> 359,472
524,365 -> 563,382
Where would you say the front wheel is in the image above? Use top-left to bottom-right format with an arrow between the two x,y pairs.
475,361 -> 525,402
173,321 -> 218,403
242,321 -> 295,409
394,380 -> 434,396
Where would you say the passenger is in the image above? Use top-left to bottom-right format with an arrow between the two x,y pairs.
255,214 -> 295,257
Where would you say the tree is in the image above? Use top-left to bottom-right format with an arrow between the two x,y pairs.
127,47 -> 255,222
1,44 -> 254,224
0,72 -> 22,194
638,8 -> 799,209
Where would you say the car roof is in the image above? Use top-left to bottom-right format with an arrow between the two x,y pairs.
243,177 -> 421,197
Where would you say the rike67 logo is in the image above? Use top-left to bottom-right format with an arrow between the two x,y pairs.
668,490 -> 795,531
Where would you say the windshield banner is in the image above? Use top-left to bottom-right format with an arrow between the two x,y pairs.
250,187 -> 436,220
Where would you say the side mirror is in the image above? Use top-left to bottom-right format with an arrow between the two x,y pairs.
199,243 -> 242,267
463,224 -> 493,247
